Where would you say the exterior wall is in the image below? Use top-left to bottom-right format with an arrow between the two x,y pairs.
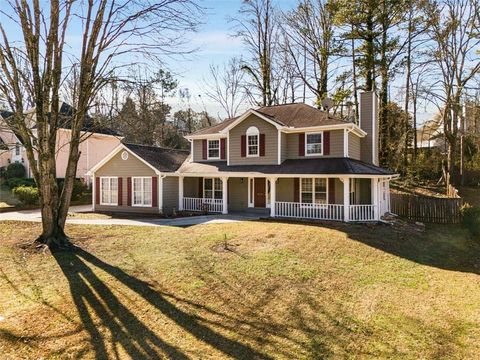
276,178 -> 295,202
348,132 -> 361,160
95,150 -> 159,213
56,129 -> 121,181
162,176 -> 179,214
184,177 -> 199,197
333,178 -> 344,205
281,132 -> 288,163
359,91 -> 379,165
192,139 -> 227,162
229,114 -> 278,165
228,177 -> 248,211
285,130 -> 344,159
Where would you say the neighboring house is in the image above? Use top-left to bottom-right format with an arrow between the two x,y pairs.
89,91 -> 397,222
0,104 -> 122,183
415,117 -> 446,152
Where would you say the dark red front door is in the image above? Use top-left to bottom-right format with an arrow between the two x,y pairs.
254,178 -> 266,208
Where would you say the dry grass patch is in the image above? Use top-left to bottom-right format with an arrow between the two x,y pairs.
0,220 -> 479,359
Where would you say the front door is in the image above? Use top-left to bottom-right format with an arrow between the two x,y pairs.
254,178 -> 266,207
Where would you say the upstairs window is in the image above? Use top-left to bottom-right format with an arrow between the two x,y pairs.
246,126 -> 259,157
208,140 -> 220,159
305,132 -> 323,156
301,178 -> 327,204
101,177 -> 118,205
15,144 -> 20,156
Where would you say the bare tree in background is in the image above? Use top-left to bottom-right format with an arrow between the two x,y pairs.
0,0 -> 200,249
204,57 -> 247,119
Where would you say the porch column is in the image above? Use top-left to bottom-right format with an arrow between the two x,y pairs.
372,178 -> 379,220
178,176 -> 184,211
92,172 -> 96,212
269,177 -> 277,217
343,177 -> 350,222
222,177 -> 228,214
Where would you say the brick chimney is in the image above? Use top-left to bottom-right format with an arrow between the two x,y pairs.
359,91 -> 379,166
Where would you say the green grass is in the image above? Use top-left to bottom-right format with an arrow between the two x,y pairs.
0,220 -> 479,359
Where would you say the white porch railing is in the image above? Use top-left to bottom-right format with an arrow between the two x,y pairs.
349,205 -> 376,221
275,202 -> 344,221
183,197 -> 223,213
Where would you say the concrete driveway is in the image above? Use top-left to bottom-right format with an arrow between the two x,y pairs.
0,206 -> 262,227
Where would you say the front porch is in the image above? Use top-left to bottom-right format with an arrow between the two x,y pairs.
177,176 -> 390,222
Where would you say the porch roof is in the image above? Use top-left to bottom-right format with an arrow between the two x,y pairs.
178,157 -> 396,177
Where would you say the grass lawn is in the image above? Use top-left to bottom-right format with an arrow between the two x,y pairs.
0,220 -> 479,359
0,184 -> 19,209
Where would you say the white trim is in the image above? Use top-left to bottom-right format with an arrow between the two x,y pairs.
226,132 -> 230,166
184,134 -> 227,140
281,123 -> 367,137
246,133 -> 260,158
178,172 -> 400,179
86,144 -> 161,175
99,176 -> 119,206
305,132 -> 323,156
131,176 -> 153,207
158,175 -> 165,213
92,171 -> 96,211
203,177 -> 223,200
299,177 -> 328,205
248,177 -> 254,207
219,109 -> 283,133
207,139 -> 220,160
277,130 -> 281,164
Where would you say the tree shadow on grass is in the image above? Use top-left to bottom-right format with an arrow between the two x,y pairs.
54,247 -> 271,359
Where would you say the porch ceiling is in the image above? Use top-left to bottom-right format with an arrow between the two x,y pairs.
178,157 -> 396,177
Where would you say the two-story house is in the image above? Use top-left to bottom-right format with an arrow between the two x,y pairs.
88,92 -> 397,222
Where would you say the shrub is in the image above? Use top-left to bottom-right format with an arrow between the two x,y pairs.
5,177 -> 36,189
461,204 -> 480,238
4,162 -> 26,179
0,166 -> 6,178
57,178 -> 89,201
12,185 -> 39,205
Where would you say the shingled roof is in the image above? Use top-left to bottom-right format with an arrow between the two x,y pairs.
178,157 -> 395,176
190,103 -> 347,136
123,143 -> 189,173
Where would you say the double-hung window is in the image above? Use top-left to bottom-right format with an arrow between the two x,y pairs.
305,132 -> 323,156
101,177 -> 118,205
133,177 -> 152,206
246,126 -> 259,157
301,178 -> 327,204
15,144 -> 20,156
204,178 -> 222,200
208,140 -> 220,159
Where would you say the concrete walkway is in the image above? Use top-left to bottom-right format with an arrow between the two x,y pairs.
0,206 -> 261,227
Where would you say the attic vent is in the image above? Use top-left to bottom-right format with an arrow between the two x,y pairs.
121,151 -> 129,160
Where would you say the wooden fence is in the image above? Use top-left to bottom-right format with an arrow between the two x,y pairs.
390,193 -> 463,224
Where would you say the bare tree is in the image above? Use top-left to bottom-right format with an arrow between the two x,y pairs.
0,0 -> 200,249
204,57 -> 247,119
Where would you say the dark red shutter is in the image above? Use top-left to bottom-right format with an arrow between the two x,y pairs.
127,177 -> 132,206
328,178 -> 335,204
118,177 -> 123,206
198,177 -> 203,197
323,131 -> 330,155
298,133 -> 305,156
152,176 -> 158,207
260,134 -> 265,156
220,138 -> 226,159
202,139 -> 207,160
95,177 -> 100,205
241,135 -> 246,157
293,178 -> 299,202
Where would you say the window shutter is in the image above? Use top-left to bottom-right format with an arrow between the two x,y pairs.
220,138 -> 226,159
127,177 -> 132,206
293,178 -> 299,202
118,178 -> 123,206
298,133 -> 305,156
198,177 -> 203,198
241,135 -> 246,157
152,176 -> 158,207
328,178 -> 335,204
202,139 -> 207,160
260,134 -> 265,156
323,131 -> 330,155
95,177 -> 100,205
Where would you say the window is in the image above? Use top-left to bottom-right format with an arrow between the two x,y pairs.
246,126 -> 259,157
301,178 -> 327,204
208,140 -> 220,159
101,177 -> 118,205
305,132 -> 323,155
15,144 -> 20,156
204,178 -> 222,199
133,177 -> 152,206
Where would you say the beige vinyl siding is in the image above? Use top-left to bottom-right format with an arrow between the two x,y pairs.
281,132 -> 287,163
184,177 -> 199,197
162,176 -> 179,213
348,132 -> 361,160
192,138 -> 226,162
227,177 -> 248,211
229,114 -> 278,165
95,150 -> 159,213
360,91 -> 379,164
333,178 -> 344,204
276,178 -> 295,202
286,130 -> 344,159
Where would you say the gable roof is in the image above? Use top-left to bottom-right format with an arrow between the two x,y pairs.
123,143 -> 189,173
188,103 -> 350,137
